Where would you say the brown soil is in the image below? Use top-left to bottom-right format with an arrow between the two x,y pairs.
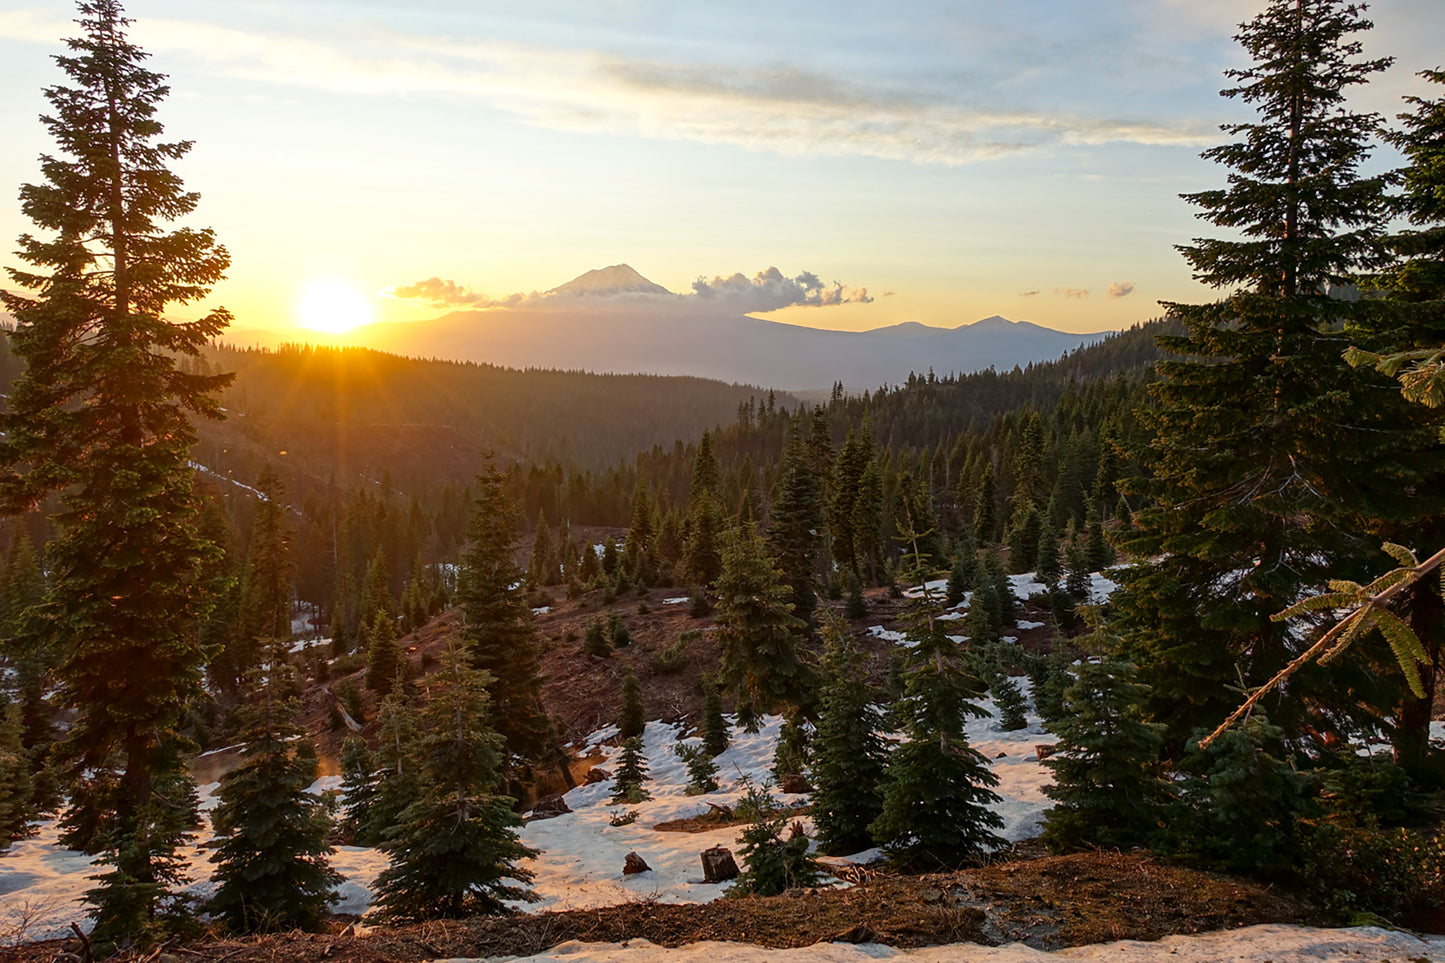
7,852 -> 1326,962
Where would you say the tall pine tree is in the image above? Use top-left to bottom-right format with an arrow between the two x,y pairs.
0,0 -> 232,939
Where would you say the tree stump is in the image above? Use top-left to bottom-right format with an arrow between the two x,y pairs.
623,851 -> 651,875
701,845 -> 739,882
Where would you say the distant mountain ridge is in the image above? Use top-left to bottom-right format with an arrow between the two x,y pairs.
225,265 -> 1114,391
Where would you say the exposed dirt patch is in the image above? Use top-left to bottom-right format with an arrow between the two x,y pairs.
7,851 -> 1330,962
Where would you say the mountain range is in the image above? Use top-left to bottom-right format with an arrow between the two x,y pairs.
223,266 -> 1111,392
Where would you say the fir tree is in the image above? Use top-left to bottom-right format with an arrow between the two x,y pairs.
729,780 -> 823,897
363,611 -> 404,697
0,0 -> 233,938
681,491 -> 725,587
772,712 -> 810,780
701,679 -> 729,757
991,674 -> 1029,732
582,617 -> 610,658
1006,504 -> 1042,575
676,742 -> 720,795
610,736 -> 652,804
1114,0 -> 1438,750
617,667 -> 645,741
689,428 -> 721,505
363,691 -> 420,847
869,528 -> 1003,869
0,696 -> 36,851
808,616 -> 889,855
373,641 -> 538,921
338,734 -> 376,845
945,549 -> 975,608
457,458 -> 556,765
716,524 -> 812,723
528,509 -> 553,588
1035,514 -> 1063,588
207,649 -> 340,933
1041,658 -> 1173,854
767,424 -> 825,625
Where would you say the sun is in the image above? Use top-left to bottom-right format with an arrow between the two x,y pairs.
295,278 -> 374,334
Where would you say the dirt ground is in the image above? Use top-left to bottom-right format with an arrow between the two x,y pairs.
7,850 -> 1328,962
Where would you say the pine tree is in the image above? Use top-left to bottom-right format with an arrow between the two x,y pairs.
0,0 -> 233,938
715,524 -> 812,722
338,734 -> 376,845
681,491 -> 724,587
610,736 -> 652,804
528,509 -> 553,588
771,712 -> 809,780
1006,504 -> 1042,575
701,679 -> 729,757
689,428 -> 721,505
0,696 -> 36,851
1034,514 -> 1063,588
945,541 -> 977,607
207,648 -> 340,933
364,611 -> 404,696
991,674 -> 1029,732
457,457 -> 555,765
869,530 -> 1003,869
617,667 -> 645,741
767,424 -> 825,625
363,691 -> 420,847
1041,658 -> 1172,854
676,742 -> 720,794
373,641 -> 538,921
238,465 -> 294,655
729,780 -> 823,897
1113,0 -> 1435,750
809,615 -> 889,855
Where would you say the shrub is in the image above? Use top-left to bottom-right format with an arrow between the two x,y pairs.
729,780 -> 823,897
1304,823 -> 1445,923
651,638 -> 689,673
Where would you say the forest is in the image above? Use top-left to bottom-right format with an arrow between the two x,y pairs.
1,0 -> 1445,958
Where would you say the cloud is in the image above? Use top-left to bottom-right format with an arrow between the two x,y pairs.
387,266 -> 872,314
0,16 -> 1222,167
1018,290 -> 1040,297
1055,288 -> 1090,299
691,267 -> 873,311
1108,281 -> 1136,298
382,277 -> 537,309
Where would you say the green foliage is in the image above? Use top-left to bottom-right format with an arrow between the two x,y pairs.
338,735 -> 376,845
675,742 -> 720,795
607,809 -> 639,827
650,636 -> 690,673
729,780 -> 823,897
991,673 -> 1029,732
1303,823 -> 1445,923
617,668 -> 646,741
809,616 -> 890,855
363,612 -> 405,696
944,552 -> 974,607
701,679 -> 729,757
582,617 -> 610,657
869,537 -> 1003,869
362,692 -> 420,847
372,641 -> 538,921
610,736 -> 652,804
0,697 -> 36,851
1168,717 -> 1317,878
207,653 -> 340,934
1041,658 -> 1172,854
715,524 -> 812,719
608,611 -> 632,648
0,0 -> 235,939
457,458 -> 554,763
767,423 -> 825,624
771,712 -> 810,780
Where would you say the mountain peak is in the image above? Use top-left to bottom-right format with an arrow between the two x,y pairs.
967,315 -> 1014,328
550,264 -> 671,297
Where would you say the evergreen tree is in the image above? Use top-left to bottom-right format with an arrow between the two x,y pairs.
681,491 -> 724,587
207,648 -> 340,933
1034,514 -> 1063,587
528,509 -> 553,588
771,712 -> 810,780
1041,658 -> 1173,853
363,691 -> 420,847
869,534 -> 1003,869
457,458 -> 555,765
238,465 -> 294,656
853,460 -> 885,583
808,616 -> 889,855
1113,0 -> 1438,750
767,424 -> 825,625
973,467 -> 998,545
363,611 -> 404,696
689,428 -> 721,505
1006,504 -> 1042,575
0,696 -> 36,851
715,524 -> 812,722
701,679 -> 729,757
676,741 -> 720,794
0,0 -> 233,938
338,734 -> 376,845
617,667 -> 645,741
991,674 -> 1029,732
373,641 -> 538,921
945,539 -> 977,607
729,780 -> 823,897
610,736 -> 652,804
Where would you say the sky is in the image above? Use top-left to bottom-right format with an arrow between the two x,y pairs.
0,0 -> 1442,342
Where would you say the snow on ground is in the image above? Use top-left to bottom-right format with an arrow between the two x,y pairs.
663,598 -> 690,605
439,925 -> 1445,963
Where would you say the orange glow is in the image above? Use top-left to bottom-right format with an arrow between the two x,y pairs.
295,279 -> 374,334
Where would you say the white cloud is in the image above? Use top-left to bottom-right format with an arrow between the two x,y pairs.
1107,281 -> 1136,298
0,15 -> 1217,166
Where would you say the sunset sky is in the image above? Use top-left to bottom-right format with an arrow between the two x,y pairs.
1,0 -> 1441,342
